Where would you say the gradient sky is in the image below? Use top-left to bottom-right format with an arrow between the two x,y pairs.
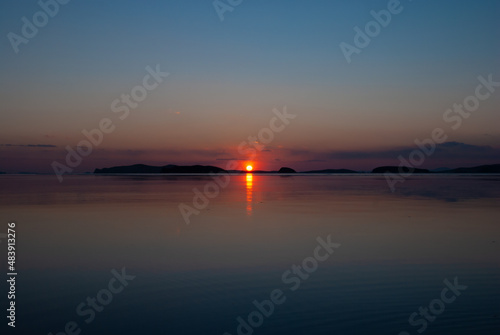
1,0 -> 499,173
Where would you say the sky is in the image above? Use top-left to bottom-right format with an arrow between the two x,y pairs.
0,0 -> 499,173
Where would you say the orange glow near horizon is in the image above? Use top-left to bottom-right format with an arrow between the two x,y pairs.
246,165 -> 253,172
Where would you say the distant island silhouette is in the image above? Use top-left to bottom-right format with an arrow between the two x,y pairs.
372,166 -> 430,174
94,164 -> 225,174
303,168 -> 358,174
93,163 -> 500,174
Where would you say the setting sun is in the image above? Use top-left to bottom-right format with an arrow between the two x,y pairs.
246,165 -> 253,172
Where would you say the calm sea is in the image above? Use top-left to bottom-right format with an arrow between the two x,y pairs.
0,175 -> 499,334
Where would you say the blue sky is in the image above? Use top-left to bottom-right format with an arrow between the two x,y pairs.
1,0 -> 499,172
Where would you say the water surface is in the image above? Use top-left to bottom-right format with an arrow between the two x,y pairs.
0,175 -> 499,334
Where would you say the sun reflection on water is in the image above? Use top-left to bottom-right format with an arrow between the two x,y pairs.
246,173 -> 253,215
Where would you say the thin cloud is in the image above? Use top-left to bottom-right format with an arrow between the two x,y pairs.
0,144 -> 57,148
322,142 -> 498,160
281,142 -> 500,168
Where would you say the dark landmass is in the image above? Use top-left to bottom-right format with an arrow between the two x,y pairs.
94,164 -> 163,174
441,164 -> 500,174
372,166 -> 430,174
302,169 -> 357,174
372,164 -> 500,174
226,167 -> 298,174
278,167 -> 296,173
93,163 -> 500,175
94,164 -> 299,174
161,165 -> 226,174
94,164 -> 225,174
431,167 -> 451,172
227,170 -> 279,174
